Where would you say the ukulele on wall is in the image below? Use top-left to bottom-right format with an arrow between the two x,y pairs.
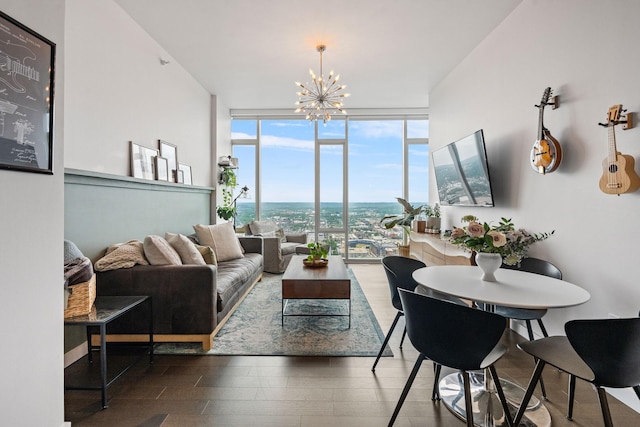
598,104 -> 640,195
530,87 -> 562,174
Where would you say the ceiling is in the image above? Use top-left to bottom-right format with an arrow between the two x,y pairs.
114,0 -> 522,112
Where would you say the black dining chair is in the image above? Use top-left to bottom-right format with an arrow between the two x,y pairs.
389,289 -> 514,427
372,256 -> 464,371
492,257 -> 562,398
514,317 -> 640,427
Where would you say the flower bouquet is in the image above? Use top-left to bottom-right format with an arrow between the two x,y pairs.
448,215 -> 554,266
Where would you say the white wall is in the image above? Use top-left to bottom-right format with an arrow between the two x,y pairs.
0,1 -> 66,426
430,0 -> 640,410
64,0 -> 211,186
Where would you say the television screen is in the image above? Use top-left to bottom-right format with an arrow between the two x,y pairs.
432,129 -> 495,207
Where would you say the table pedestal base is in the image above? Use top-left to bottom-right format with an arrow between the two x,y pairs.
439,372 -> 550,427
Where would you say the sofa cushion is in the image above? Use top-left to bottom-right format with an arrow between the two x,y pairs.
165,232 -> 206,265
215,253 -> 262,313
193,222 -> 244,262
143,235 -> 183,265
280,241 -> 300,256
195,244 -> 217,266
247,220 -> 287,243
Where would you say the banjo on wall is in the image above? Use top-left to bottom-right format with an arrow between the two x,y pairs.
530,87 -> 562,174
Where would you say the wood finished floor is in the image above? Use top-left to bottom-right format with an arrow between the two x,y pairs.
64,264 -> 640,426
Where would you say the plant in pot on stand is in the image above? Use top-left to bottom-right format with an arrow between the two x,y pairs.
448,215 -> 554,281
380,197 -> 424,257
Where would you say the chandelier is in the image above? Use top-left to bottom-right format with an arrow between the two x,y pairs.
295,44 -> 350,124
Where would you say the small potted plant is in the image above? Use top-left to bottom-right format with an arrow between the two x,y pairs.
380,197 -> 424,257
303,242 -> 329,267
424,203 -> 441,233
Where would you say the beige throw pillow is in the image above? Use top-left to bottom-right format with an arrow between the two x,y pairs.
143,235 -> 183,265
195,244 -> 217,266
193,222 -> 244,262
165,232 -> 206,265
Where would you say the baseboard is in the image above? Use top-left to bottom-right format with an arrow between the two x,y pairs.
64,341 -> 88,368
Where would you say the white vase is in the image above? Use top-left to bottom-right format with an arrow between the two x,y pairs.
475,252 -> 502,282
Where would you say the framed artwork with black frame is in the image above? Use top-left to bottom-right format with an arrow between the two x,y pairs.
0,11 -> 56,174
130,142 -> 157,180
158,140 -> 178,182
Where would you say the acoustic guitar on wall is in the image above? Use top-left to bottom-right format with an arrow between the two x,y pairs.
598,104 -> 640,195
530,87 -> 562,174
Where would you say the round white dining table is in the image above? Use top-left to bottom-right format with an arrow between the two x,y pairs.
412,265 -> 591,427
412,265 -> 591,310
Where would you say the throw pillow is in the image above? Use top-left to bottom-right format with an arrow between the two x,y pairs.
143,235 -> 183,265
247,220 -> 277,236
276,228 -> 287,243
195,244 -> 217,266
193,222 -> 245,262
257,230 -> 277,238
165,232 -> 206,265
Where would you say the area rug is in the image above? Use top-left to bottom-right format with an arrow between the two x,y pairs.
154,270 -> 393,357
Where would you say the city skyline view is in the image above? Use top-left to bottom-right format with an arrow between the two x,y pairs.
231,119 -> 430,204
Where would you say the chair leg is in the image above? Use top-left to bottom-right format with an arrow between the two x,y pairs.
524,320 -> 547,399
596,386 -> 614,427
432,363 -> 442,401
372,311 -> 402,371
462,371 -> 474,427
536,318 -> 549,337
514,359 -> 546,427
488,365 -> 514,427
567,374 -> 576,420
388,354 -> 425,427
399,326 -> 407,349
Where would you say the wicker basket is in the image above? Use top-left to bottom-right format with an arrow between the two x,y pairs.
64,274 -> 96,318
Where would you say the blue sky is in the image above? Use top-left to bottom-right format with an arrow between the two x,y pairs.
231,119 -> 429,204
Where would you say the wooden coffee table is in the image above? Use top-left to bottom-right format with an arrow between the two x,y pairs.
281,255 -> 351,327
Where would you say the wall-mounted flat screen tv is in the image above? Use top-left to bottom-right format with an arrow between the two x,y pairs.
432,129 -> 495,207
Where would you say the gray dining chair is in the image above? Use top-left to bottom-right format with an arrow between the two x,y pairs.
514,316 -> 640,427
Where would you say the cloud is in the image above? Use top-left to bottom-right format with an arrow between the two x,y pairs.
349,121 -> 403,138
261,134 -> 313,151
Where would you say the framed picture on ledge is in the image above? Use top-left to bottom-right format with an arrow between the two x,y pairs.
130,142 -> 157,180
179,163 -> 192,185
0,11 -> 56,175
154,156 -> 168,181
158,140 -> 178,183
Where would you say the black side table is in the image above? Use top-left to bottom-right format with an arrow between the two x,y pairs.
64,295 -> 153,408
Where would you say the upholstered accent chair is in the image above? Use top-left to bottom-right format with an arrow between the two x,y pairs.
244,220 -> 307,273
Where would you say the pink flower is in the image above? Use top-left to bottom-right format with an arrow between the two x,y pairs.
487,230 -> 507,247
467,222 -> 485,237
450,227 -> 466,239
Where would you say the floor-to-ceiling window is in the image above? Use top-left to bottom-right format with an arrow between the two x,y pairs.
231,115 -> 428,261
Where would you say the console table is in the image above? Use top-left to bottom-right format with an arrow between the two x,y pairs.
409,231 -> 472,266
64,296 -> 153,408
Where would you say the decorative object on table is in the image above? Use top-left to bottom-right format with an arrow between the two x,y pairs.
303,242 -> 329,267
178,163 -> 192,185
0,11 -> 56,175
130,142 -> 157,180
295,44 -> 350,125
598,104 -> 640,195
380,197 -> 424,257
448,215 -> 554,278
530,86 -> 562,174
63,244 -> 96,318
158,140 -> 178,182
424,202 -> 441,233
475,252 -> 503,282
